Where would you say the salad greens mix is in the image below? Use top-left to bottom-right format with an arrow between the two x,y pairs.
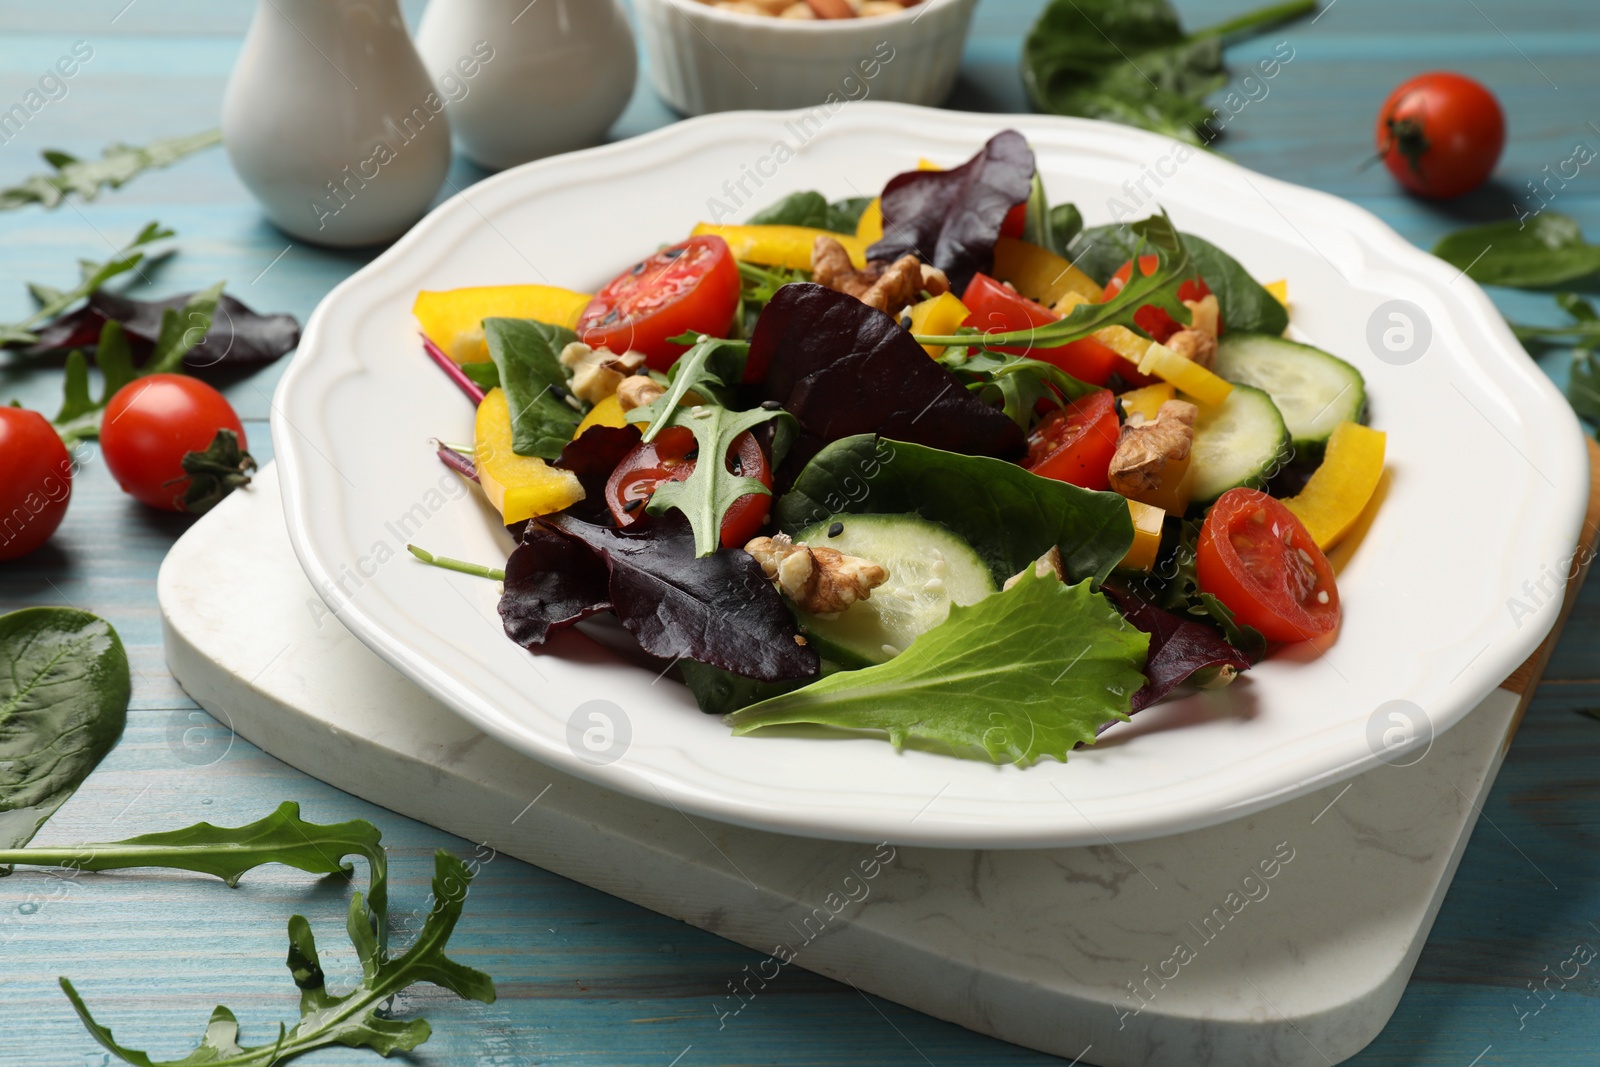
410,129 -> 1386,765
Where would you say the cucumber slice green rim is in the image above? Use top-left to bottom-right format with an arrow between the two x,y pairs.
1213,332 -> 1367,450
1189,383 -> 1292,505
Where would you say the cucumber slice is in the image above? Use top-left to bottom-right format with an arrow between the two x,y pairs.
1213,333 -> 1366,450
1189,383 -> 1291,504
791,514 -> 995,667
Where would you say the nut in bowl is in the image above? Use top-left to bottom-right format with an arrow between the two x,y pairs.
632,0 -> 977,115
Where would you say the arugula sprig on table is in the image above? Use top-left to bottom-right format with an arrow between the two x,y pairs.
0,129 -> 222,212
0,802 -> 494,1067
0,221 -> 173,347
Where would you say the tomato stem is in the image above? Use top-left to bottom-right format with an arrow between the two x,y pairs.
406,544 -> 505,582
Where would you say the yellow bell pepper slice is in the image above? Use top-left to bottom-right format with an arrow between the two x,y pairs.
993,236 -> 1103,307
1117,383 -> 1176,422
414,285 -> 591,364
907,292 -> 970,357
855,198 -> 883,244
475,388 -> 585,526
1283,422 -> 1386,550
1120,499 -> 1166,571
574,393 -> 628,438
1265,279 -> 1288,307
691,223 -> 867,271
1054,293 -> 1233,407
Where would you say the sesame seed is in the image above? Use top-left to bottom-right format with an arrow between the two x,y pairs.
1316,590 -> 1329,604
828,521 -> 844,537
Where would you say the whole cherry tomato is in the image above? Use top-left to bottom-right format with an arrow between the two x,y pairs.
0,408 -> 72,561
101,375 -> 250,512
1375,72 -> 1505,199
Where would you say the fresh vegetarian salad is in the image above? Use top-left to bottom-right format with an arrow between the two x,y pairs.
408,129 -> 1386,766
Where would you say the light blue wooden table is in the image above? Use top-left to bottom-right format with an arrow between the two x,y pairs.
2,1 -> 1598,1064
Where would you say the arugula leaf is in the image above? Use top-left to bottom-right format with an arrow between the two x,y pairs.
646,403 -> 791,557
868,130 -> 1036,294
0,129 -> 222,211
62,849 -> 490,1067
0,608 -> 129,852
145,280 -> 225,376
0,221 -> 173,347
775,436 -> 1134,588
633,335 -> 750,437
1434,213 -> 1600,289
728,568 -> 1148,765
52,321 -> 135,445
1023,0 -> 1314,144
0,801 -> 386,928
483,317 -> 585,459
544,513 -> 819,681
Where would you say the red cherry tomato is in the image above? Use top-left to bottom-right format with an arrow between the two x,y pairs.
1375,72 -> 1505,199
1024,390 -> 1120,491
961,273 -> 1123,386
1101,255 -> 1216,344
1000,202 -> 1028,239
0,408 -> 72,561
605,426 -> 772,549
1197,488 -> 1340,643
101,374 -> 246,511
577,236 -> 740,374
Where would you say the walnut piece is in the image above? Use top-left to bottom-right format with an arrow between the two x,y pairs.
811,236 -> 925,317
615,375 -> 665,413
1109,399 -> 1198,496
559,342 -> 648,404
1002,546 -> 1065,591
744,533 -> 888,614
1163,294 -> 1220,369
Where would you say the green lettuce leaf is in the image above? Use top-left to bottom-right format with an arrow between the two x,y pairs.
775,436 -> 1133,588
483,316 -> 585,459
728,568 -> 1149,765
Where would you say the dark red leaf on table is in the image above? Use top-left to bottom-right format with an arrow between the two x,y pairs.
30,290 -> 300,371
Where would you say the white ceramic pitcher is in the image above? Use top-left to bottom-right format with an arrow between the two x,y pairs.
415,0 -> 637,171
222,0 -> 452,247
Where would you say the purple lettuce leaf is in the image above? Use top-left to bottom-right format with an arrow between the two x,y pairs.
752,283 -> 1024,477
499,522 -> 614,646
541,512 -> 819,682
1105,586 -> 1252,712
552,423 -> 642,524
866,129 -> 1035,294
30,290 -> 299,371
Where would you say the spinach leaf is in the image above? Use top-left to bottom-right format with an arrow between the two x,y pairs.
747,191 -> 871,234
775,436 -> 1134,588
0,608 -> 129,852
1024,0 -> 1314,144
483,317 -> 584,459
1434,213 -> 1600,289
545,512 -> 820,681
1062,223 -> 1286,334
1571,348 -> 1600,425
0,129 -> 221,212
753,283 -> 1026,466
728,567 -> 1148,765
867,130 -> 1035,294
680,659 -> 824,717
1512,292 -> 1600,348
1185,234 -> 1288,334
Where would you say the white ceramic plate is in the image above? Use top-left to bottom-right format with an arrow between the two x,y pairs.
274,104 -> 1588,849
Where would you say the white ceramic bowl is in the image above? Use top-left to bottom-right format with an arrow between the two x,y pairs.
632,0 -> 977,115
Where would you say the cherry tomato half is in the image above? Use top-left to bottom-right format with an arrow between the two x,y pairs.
962,273 -> 1123,386
1101,255 -> 1216,344
1197,487 -> 1340,643
605,426 -> 772,549
0,407 -> 72,561
1375,72 -> 1505,200
577,236 -> 740,374
101,374 -> 246,512
1024,389 -> 1120,491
